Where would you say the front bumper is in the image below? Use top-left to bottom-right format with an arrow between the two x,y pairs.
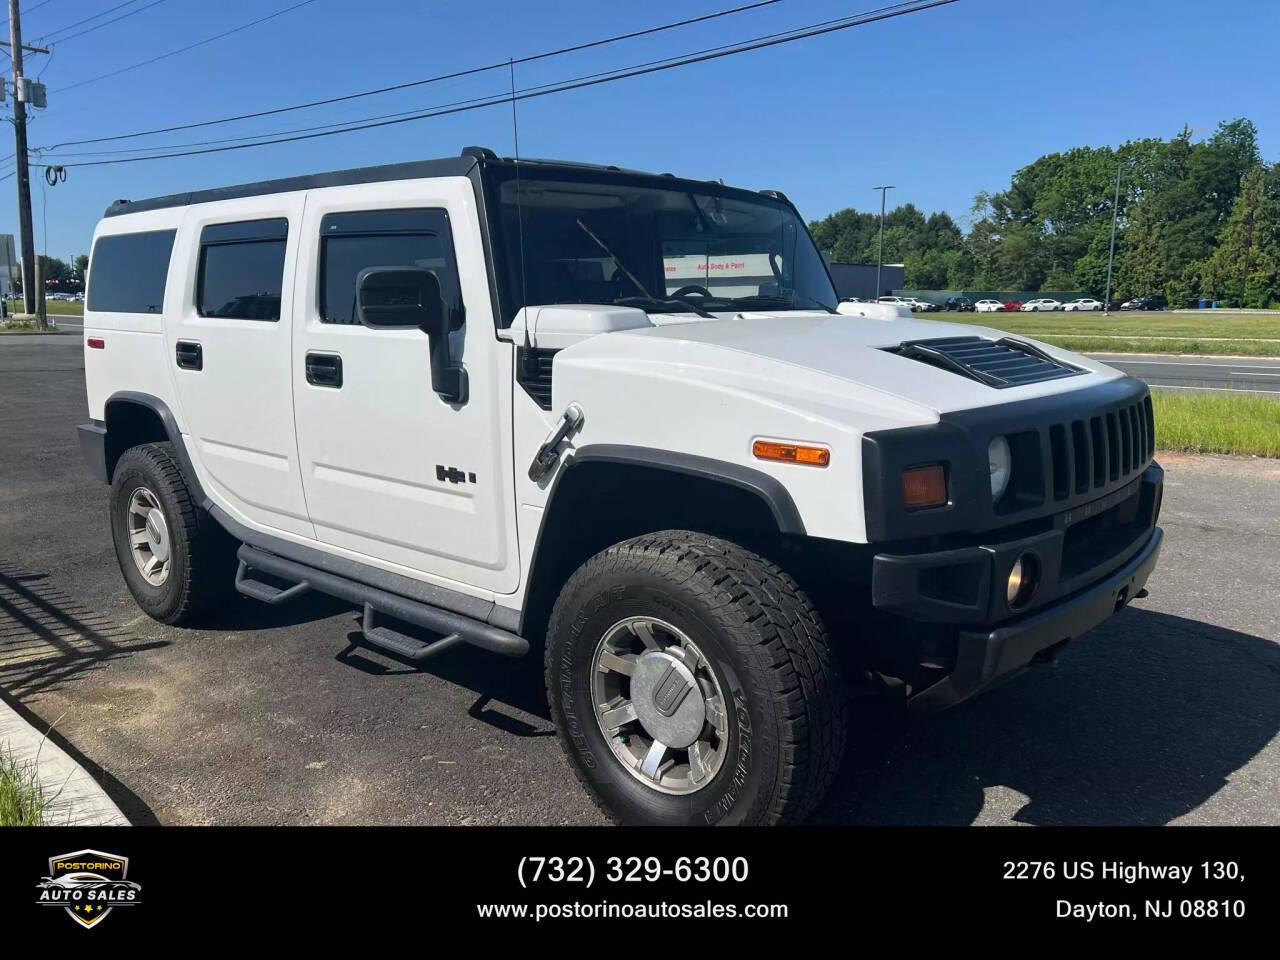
907,525 -> 1162,711
870,461 -> 1164,712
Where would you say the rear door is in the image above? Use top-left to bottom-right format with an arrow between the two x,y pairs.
166,195 -> 312,537
290,177 -> 518,595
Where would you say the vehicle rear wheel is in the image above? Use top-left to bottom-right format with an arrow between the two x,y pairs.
109,442 -> 235,625
546,530 -> 847,825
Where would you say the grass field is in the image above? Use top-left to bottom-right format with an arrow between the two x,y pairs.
3,298 -> 83,316
939,310 -> 1280,357
1152,391 -> 1280,457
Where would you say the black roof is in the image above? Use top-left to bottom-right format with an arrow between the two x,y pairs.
103,148 -> 793,219
103,155 -> 478,218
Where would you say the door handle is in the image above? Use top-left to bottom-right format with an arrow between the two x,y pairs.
176,340 -> 203,370
305,352 -> 343,388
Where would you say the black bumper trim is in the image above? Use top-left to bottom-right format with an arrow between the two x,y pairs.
908,525 -> 1163,713
76,422 -> 108,484
872,463 -> 1162,623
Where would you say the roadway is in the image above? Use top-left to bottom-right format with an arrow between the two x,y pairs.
1086,352 -> 1280,394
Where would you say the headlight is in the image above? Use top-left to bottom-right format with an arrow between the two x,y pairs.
988,435 -> 1011,501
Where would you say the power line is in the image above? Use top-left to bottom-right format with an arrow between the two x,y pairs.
23,0 -> 61,14
40,1 -> 957,169
42,0 -> 784,147
53,0 -> 317,93
37,0 -> 160,44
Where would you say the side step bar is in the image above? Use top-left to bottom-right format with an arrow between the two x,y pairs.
235,545 -> 529,660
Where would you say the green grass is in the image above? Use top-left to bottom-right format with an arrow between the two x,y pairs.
3,298 -> 83,316
1027,335 -> 1280,357
1152,391 -> 1280,457
0,747 -> 46,826
935,310 -> 1280,356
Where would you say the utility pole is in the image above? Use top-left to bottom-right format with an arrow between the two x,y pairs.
8,0 -> 41,326
1103,162 -> 1121,316
873,185 -> 894,298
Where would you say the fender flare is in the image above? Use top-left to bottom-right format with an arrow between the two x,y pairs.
103,391 -> 208,507
517,444 -> 805,635
564,445 -> 805,534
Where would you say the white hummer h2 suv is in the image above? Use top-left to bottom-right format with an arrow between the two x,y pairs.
77,148 -> 1164,825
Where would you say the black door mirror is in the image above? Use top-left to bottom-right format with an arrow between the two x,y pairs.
355,266 -> 467,404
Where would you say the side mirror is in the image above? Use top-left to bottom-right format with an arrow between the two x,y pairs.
355,266 -> 467,404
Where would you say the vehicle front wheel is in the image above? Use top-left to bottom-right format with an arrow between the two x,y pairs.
109,442 -> 235,625
546,530 -> 847,825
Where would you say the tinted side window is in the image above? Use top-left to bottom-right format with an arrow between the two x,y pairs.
87,230 -> 176,314
197,218 -> 288,321
319,209 -> 462,326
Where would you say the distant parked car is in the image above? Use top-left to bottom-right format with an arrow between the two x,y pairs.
944,296 -> 974,312
1002,300 -> 1022,312
877,296 -> 913,310
1063,298 -> 1103,312
974,299 -> 1006,312
903,297 -> 938,312
1022,298 -> 1062,312
1129,295 -> 1167,311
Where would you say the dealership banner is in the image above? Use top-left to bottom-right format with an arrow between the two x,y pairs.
4,827 -> 1276,941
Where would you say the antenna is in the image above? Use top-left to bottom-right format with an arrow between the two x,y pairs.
509,58 -> 533,359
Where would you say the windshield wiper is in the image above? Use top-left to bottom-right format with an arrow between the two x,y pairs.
731,294 -> 838,315
614,295 -> 715,319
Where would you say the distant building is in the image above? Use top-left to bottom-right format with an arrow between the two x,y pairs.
821,254 -> 905,301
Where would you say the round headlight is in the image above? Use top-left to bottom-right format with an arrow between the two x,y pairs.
988,435 -> 1011,501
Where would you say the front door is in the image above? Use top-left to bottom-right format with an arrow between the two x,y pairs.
290,178 -> 518,595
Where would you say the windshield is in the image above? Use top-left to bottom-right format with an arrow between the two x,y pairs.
484,166 -> 837,325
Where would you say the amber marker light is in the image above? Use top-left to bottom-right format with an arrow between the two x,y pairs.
901,464 -> 947,509
752,440 -> 830,467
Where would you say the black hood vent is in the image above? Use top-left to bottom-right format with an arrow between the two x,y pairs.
885,335 -> 1084,389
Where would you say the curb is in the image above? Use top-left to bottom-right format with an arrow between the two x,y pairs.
0,695 -> 129,826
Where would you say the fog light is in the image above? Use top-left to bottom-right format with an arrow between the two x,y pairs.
1006,552 -> 1039,608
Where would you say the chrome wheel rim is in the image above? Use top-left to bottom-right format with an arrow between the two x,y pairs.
591,616 -> 729,795
126,486 -> 171,587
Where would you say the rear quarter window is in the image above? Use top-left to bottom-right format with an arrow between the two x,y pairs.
87,230 -> 176,314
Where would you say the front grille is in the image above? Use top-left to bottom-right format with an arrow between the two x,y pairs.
1048,394 -> 1154,502
886,335 -> 1084,389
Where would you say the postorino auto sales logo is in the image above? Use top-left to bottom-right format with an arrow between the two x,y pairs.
35,849 -> 141,930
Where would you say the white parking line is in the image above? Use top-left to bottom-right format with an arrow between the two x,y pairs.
1149,384 -> 1279,394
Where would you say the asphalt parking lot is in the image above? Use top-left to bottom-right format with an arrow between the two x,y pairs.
2,333 -> 1277,826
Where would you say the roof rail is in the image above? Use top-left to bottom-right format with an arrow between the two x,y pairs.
460,146 -> 497,160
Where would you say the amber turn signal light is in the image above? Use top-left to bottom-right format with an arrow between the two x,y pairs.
901,464 -> 947,509
752,440 -> 830,467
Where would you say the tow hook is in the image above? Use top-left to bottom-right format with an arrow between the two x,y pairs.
528,403 -> 584,481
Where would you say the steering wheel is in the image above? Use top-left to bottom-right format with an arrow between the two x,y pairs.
669,284 -> 714,299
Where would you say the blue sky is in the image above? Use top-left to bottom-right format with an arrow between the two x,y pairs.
5,0 -> 1279,259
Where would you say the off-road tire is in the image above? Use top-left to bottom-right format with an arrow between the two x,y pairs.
109,442 -> 234,625
545,530 -> 847,825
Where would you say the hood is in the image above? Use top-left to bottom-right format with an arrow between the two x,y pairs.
598,311 -> 1123,416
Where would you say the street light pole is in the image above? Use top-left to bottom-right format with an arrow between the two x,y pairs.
874,185 -> 894,298
1103,163 -> 1121,316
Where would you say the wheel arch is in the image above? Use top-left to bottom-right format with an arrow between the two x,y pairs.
518,445 -> 805,639
103,391 -> 206,504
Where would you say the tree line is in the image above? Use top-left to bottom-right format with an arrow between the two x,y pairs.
10,254 -> 90,293
809,118 -> 1279,306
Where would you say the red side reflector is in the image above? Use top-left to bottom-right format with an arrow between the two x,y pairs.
87,338 -> 105,349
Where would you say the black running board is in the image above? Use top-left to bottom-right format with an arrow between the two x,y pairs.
235,544 -> 528,660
